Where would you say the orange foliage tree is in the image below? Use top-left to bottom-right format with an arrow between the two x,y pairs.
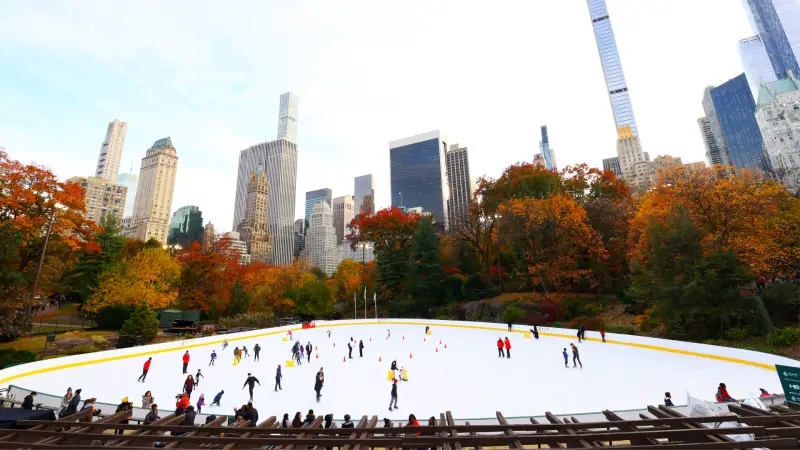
175,238 -> 239,314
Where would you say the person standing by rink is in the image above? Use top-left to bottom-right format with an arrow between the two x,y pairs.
275,365 -> 283,391
209,350 -> 217,366
497,338 -> 505,357
570,343 -> 582,368
138,357 -> 152,382
182,351 -> 190,374
359,339 -> 365,358
243,373 -> 261,401
306,342 -> 312,363
576,329 -> 582,343
504,337 -> 511,358
254,343 -> 261,361
314,368 -> 324,402
389,378 -> 399,411
347,341 -> 353,359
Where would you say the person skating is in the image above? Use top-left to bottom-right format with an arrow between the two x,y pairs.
534,325 -> 539,339
300,344 -> 305,361
314,368 -> 324,403
195,369 -> 204,386
234,346 -> 240,361
211,390 -> 224,407
182,351 -> 190,374
242,345 -> 250,358
347,341 -> 353,359
359,339 -> 364,358
242,373 -> 261,401
209,350 -> 217,366
253,343 -> 261,361
138,357 -> 152,382
196,394 -> 205,414
576,330 -> 582,343
222,339 -> 229,350
508,322 -> 512,331
716,383 -> 735,403
664,392 -> 674,407
562,348 -> 569,368
570,343 -> 582,368
389,378 -> 399,411
600,329 -> 606,342
579,324 -> 586,341
184,375 -> 196,399
275,365 -> 283,391
306,342 -> 312,363
497,338 -> 505,357
425,326 -> 430,335
327,329 -> 332,338
504,337 -> 511,358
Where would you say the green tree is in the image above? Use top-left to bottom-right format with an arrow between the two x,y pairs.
402,218 -> 444,316
291,279 -> 334,319
501,305 -> 526,325
120,304 -> 159,341
66,215 -> 126,303
227,281 -> 251,316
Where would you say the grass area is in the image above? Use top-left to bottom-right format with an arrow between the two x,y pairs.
0,330 -> 118,357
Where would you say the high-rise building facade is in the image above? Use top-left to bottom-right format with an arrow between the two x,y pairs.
66,176 -> 127,225
167,205 -> 204,249
332,195 -> 355,245
131,137 -> 179,244
203,222 -> 216,251
702,73 -> 769,171
224,231 -> 251,266
277,92 -> 299,143
95,119 -> 127,182
539,126 -> 557,170
755,75 -> 800,190
305,188 -> 332,232
445,144 -> 473,229
293,218 -> 305,259
743,0 -> 800,80
602,157 -> 622,175
239,169 -> 273,264
116,171 -> 138,220
354,174 -> 375,216
233,93 -> 299,266
698,116 -> 729,166
616,127 -> 651,190
533,153 -> 547,168
586,0 -> 639,136
389,130 -> 450,229
305,201 -> 338,276
739,35 -> 778,99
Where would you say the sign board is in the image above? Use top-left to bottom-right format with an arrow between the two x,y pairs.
776,364 -> 800,402
45,333 -> 56,343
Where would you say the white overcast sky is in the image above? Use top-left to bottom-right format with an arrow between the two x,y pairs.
0,0 -> 753,231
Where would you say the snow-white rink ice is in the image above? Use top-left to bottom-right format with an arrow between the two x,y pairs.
1,319 -> 796,420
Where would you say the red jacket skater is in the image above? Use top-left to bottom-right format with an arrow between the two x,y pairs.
504,338 -> 511,350
183,353 -> 190,364
496,339 -> 504,349
143,359 -> 151,371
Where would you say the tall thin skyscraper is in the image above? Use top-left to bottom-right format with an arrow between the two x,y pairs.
332,195 -> 355,245
240,168 -> 273,264
305,201 -> 338,276
354,174 -> 375,216
277,93 -> 299,143
538,126 -> 557,170
95,119 -> 127,182
305,189 -> 333,232
743,0 -> 800,80
233,94 -> 299,265
739,35 -> 778,99
131,138 -> 179,244
445,144 -> 473,229
586,0 -> 639,136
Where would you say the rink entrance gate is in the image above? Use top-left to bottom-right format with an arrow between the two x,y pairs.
4,403 -> 800,448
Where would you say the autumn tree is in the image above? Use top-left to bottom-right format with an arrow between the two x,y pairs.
499,194 -> 606,292
333,258 -> 363,302
175,239 -> 237,314
479,163 -> 564,212
66,214 -> 126,303
85,247 -> 180,312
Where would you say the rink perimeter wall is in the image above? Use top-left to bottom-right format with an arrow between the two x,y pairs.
0,318 -> 797,422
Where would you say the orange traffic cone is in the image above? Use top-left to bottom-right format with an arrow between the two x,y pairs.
379,356 -> 382,362
444,344 -> 447,349
315,346 -> 318,350
424,337 -> 426,342
316,353 -> 319,359
333,343 -> 336,347
402,336 -> 405,340
370,337 -> 372,342
409,353 -> 413,358
343,356 -> 346,362
436,347 -> 439,352
439,340 -> 442,344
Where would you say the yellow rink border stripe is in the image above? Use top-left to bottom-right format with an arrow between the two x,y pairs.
0,320 -> 775,384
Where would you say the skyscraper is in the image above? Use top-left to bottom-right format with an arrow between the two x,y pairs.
305,188 -> 332,232
701,73 -> 769,171
755,74 -> 800,190
116,170 -> 138,220
445,144 -> 473,229
131,137 -> 179,244
293,218 -> 305,259
616,127 -> 652,190
354,174 -> 375,216
305,201 -> 338,276
586,0 -> 639,136
203,222 -> 216,251
167,205 -> 204,249
240,169 -> 273,264
697,116 -> 729,166
332,195 -> 355,245
277,92 -> 299,143
389,130 -> 450,229
739,35 -> 778,99
743,0 -> 800,80
66,176 -> 127,225
233,93 -> 299,266
539,126 -> 557,170
95,119 -> 127,182
602,157 -> 622,176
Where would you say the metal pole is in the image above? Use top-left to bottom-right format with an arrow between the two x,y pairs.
362,245 -> 366,319
30,207 -> 57,312
496,219 -> 503,292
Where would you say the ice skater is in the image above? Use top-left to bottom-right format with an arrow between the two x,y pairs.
314,368 -> 324,402
576,330 -> 582,343
579,324 -> 586,341
138,357 -> 152,382
306,342 -> 312,363
234,346 -> 241,362
195,369 -> 204,386
300,344 -> 305,361
497,338 -> 505,357
359,339 -> 364,358
504,337 -> 511,358
562,348 -> 569,368
182,351 -> 190,374
209,350 -> 217,366
347,341 -> 353,359
425,326 -> 430,335
570,343 -> 582,368
287,330 -> 293,340
387,329 -> 391,339
253,344 -> 261,361
183,375 -> 196,399
242,346 -> 250,358
196,394 -> 205,413
390,359 -> 398,378
242,373 -> 261,402
600,329 -> 606,342
222,339 -> 229,350
211,390 -> 224,407
327,329 -> 331,338
275,365 -> 282,391
389,378 -> 399,411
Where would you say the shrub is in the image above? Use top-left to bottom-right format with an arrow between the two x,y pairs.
95,306 -> 135,329
562,297 -> 604,319
551,321 -> 563,328
120,304 -> 159,341
501,306 -> 526,325
0,349 -> 37,369
62,345 -> 100,355
535,299 -> 563,322
89,335 -> 109,345
568,316 -> 604,331
768,327 -> 800,347
0,311 -> 32,342
724,327 -> 751,341
583,303 -> 604,317
605,325 -> 638,336
218,312 -> 276,330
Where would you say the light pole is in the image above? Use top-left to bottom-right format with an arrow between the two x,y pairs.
162,243 -> 182,254
361,243 -> 371,319
398,192 -> 403,209
494,213 -> 502,292
30,202 -> 65,311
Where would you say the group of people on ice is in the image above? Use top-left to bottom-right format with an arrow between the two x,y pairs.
291,341 -> 313,364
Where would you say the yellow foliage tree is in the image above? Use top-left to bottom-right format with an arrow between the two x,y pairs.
332,258 -> 363,301
85,248 -> 180,312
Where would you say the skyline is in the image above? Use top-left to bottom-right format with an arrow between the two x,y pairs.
0,0 -> 753,231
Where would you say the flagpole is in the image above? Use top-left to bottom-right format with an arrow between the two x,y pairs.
374,292 -> 377,319
353,292 -> 356,320
364,286 -> 367,319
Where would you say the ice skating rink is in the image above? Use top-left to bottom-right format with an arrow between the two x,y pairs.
0,319 -> 796,419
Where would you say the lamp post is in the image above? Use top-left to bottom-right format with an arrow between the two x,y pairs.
360,243 -> 371,319
30,202 -> 66,311
398,192 -> 403,209
494,213 -> 502,292
162,243 -> 182,254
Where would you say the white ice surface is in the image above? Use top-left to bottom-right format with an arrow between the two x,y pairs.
2,320 -> 796,420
